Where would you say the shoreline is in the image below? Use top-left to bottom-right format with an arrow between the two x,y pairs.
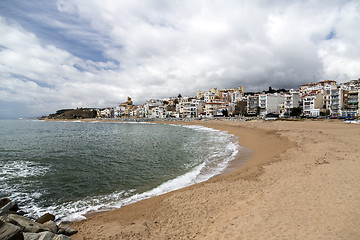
40,118 -> 251,220
43,118 -> 254,178
70,119 -> 360,239
70,120 -> 295,239
158,121 -> 254,179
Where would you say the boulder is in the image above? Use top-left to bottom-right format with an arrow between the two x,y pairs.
0,200 -> 19,213
53,234 -> 71,240
23,231 -> 54,240
0,214 -> 51,233
42,221 -> 57,234
0,198 -> 11,208
0,220 -> 24,240
36,214 -> 55,224
23,231 -> 70,240
57,223 -> 77,236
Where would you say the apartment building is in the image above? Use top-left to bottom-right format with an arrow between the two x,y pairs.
258,93 -> 284,117
302,90 -> 323,117
342,90 -> 359,117
198,86 -> 244,103
178,100 -> 198,118
281,91 -> 300,116
330,88 -> 343,117
205,101 -> 227,117
247,95 -> 259,115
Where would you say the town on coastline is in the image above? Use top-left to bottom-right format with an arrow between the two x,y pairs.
46,78 -> 360,120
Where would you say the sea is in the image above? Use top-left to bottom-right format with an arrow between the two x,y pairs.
0,119 -> 239,221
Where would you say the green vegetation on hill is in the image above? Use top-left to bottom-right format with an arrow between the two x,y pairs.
44,108 -> 97,119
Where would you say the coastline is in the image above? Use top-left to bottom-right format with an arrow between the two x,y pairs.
70,119 -> 294,239
43,118 -> 253,178
40,118 -> 249,218
70,119 -> 360,239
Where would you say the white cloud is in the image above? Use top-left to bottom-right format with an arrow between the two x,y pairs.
0,0 -> 359,118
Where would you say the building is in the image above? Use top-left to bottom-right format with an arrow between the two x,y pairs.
247,95 -> 259,115
258,93 -> 284,117
342,90 -> 359,117
117,97 -> 135,117
205,101 -> 227,117
281,91 -> 300,117
197,86 -> 244,103
98,108 -> 112,118
178,99 -> 198,118
302,90 -> 323,117
330,88 -> 343,117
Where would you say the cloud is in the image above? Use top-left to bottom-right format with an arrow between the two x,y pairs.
0,0 -> 359,118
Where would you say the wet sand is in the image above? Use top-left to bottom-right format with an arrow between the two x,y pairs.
71,119 -> 360,239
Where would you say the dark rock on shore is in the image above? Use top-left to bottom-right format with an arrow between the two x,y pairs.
0,198 -> 20,214
43,221 -> 57,234
23,231 -> 70,240
36,214 -> 55,224
0,220 -> 23,240
0,214 -> 52,233
0,198 -> 77,240
57,223 -> 78,236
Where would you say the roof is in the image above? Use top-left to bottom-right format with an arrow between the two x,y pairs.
301,90 -> 321,98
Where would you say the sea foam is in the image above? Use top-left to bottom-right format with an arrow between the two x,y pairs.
58,124 -> 239,221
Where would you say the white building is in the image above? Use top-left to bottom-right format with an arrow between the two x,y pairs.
258,93 -> 284,117
177,99 -> 198,118
98,108 -> 112,118
342,89 -> 359,117
330,88 -> 343,117
247,95 -> 259,115
302,90 -> 323,117
281,91 -> 300,117
205,102 -> 227,117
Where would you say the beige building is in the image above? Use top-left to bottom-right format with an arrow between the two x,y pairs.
119,97 -> 135,117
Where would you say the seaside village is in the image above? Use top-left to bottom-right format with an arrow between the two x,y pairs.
95,78 -> 360,120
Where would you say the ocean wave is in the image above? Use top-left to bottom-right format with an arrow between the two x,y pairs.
1,121 -> 240,222
58,124 -> 239,221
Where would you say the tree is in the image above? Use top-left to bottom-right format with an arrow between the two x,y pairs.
178,93 -> 182,98
234,101 -> 247,116
256,106 -> 261,116
290,107 -> 302,117
222,109 -> 229,117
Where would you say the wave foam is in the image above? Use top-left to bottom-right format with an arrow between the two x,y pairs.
58,124 -> 240,221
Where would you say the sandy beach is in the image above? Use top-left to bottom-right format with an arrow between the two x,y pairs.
71,119 -> 360,240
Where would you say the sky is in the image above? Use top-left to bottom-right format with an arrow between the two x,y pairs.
0,0 -> 359,118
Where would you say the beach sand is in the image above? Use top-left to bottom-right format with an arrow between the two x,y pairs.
71,120 -> 360,240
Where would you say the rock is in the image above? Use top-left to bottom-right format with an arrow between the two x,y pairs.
53,234 -> 71,240
0,214 -> 51,233
0,198 -> 11,208
23,231 -> 53,240
56,227 -> 78,236
0,220 -> 24,240
36,214 -> 55,224
23,231 -> 70,240
57,223 -> 77,236
23,231 -> 56,240
42,221 -> 57,234
0,200 -> 19,213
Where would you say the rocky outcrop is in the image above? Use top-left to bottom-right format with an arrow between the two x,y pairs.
23,231 -> 70,240
0,198 -> 77,240
0,214 -> 52,233
57,223 -> 77,236
0,220 -> 23,240
36,214 -> 55,224
0,198 -> 20,213
43,221 -> 57,234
